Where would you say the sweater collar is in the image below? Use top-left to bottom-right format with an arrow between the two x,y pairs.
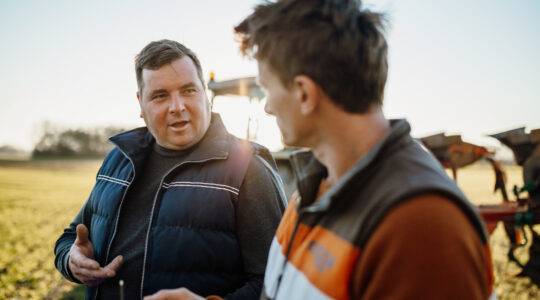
291,119 -> 412,212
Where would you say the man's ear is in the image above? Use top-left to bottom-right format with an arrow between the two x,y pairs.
293,75 -> 320,115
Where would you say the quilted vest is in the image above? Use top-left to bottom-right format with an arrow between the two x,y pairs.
85,115 -> 259,299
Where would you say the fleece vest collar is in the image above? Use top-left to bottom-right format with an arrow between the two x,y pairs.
291,119 -> 411,212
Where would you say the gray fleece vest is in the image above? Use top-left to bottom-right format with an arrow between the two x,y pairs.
291,118 -> 487,250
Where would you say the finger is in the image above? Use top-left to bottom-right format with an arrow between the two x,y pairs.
104,255 -> 123,273
76,266 -> 116,281
75,224 -> 90,245
144,290 -> 173,300
71,249 -> 100,270
143,291 -> 161,300
144,288 -> 201,300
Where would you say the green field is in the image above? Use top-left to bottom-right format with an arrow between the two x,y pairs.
0,160 -> 100,299
0,160 -> 538,299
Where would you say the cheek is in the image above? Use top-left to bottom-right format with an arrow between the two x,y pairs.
186,98 -> 206,114
146,105 -> 168,122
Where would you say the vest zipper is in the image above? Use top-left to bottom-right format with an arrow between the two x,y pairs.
139,156 -> 224,299
94,147 -> 135,300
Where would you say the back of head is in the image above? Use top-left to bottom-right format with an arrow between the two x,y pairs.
235,0 -> 388,113
135,39 -> 205,94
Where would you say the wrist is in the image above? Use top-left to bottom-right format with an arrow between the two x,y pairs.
65,252 -> 82,284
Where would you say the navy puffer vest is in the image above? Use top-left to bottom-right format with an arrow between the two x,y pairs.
84,115 -> 259,299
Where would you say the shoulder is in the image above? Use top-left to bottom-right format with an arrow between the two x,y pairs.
243,146 -> 282,192
353,194 -> 492,299
245,152 -> 278,183
95,146 -> 131,178
239,141 -> 281,184
237,142 -> 286,208
371,194 -> 485,249
103,146 -> 123,161
100,147 -> 128,168
383,194 -> 474,229
228,136 -> 280,174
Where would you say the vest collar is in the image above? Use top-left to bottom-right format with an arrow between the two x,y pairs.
109,113 -> 230,163
291,119 -> 412,212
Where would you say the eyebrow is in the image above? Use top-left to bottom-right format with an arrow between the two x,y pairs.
180,82 -> 198,90
147,83 -> 199,97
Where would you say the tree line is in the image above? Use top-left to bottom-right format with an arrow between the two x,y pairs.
32,123 -> 126,159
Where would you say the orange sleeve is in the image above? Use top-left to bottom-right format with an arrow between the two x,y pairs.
352,194 -> 492,300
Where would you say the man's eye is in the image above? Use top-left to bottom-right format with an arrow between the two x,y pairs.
184,88 -> 197,94
152,94 -> 167,100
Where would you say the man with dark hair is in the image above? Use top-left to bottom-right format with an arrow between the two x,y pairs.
235,0 -> 494,299
54,39 -> 286,300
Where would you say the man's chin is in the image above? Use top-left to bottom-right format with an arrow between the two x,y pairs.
158,138 -> 192,151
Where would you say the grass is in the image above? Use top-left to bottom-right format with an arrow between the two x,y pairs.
0,160 -> 537,299
0,159 -> 100,300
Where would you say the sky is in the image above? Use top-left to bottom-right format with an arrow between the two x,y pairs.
0,0 -> 539,155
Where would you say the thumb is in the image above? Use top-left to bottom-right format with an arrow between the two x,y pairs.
75,224 -> 90,245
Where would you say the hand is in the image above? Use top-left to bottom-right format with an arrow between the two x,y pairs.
144,288 -> 205,300
68,224 -> 123,286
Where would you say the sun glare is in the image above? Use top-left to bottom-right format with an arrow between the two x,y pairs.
211,96 -> 284,151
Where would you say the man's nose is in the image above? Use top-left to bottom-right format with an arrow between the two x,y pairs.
170,95 -> 186,113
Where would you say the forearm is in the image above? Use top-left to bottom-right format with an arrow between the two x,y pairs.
54,202 -> 88,283
54,225 -> 81,283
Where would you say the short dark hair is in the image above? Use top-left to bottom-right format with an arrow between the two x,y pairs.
135,39 -> 205,94
235,0 -> 388,113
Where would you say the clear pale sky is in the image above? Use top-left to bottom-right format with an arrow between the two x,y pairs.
1,0 -> 539,153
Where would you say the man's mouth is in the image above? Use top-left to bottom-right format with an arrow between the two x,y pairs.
169,120 -> 190,130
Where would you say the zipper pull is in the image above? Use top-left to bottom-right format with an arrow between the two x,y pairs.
119,280 -> 124,300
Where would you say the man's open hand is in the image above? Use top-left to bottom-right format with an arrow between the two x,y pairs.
144,288 -> 206,300
68,224 -> 123,286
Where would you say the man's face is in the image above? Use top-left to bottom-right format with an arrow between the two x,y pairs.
258,61 -> 305,147
138,57 -> 210,150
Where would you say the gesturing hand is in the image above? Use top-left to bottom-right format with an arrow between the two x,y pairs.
68,224 -> 123,286
144,288 -> 206,300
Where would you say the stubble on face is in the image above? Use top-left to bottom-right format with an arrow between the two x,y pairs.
139,57 -> 211,150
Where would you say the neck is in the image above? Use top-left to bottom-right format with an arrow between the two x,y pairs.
311,106 -> 390,185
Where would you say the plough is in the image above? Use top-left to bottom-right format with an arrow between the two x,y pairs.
421,128 -> 540,285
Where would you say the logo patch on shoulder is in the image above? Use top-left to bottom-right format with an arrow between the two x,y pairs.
308,240 -> 336,273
